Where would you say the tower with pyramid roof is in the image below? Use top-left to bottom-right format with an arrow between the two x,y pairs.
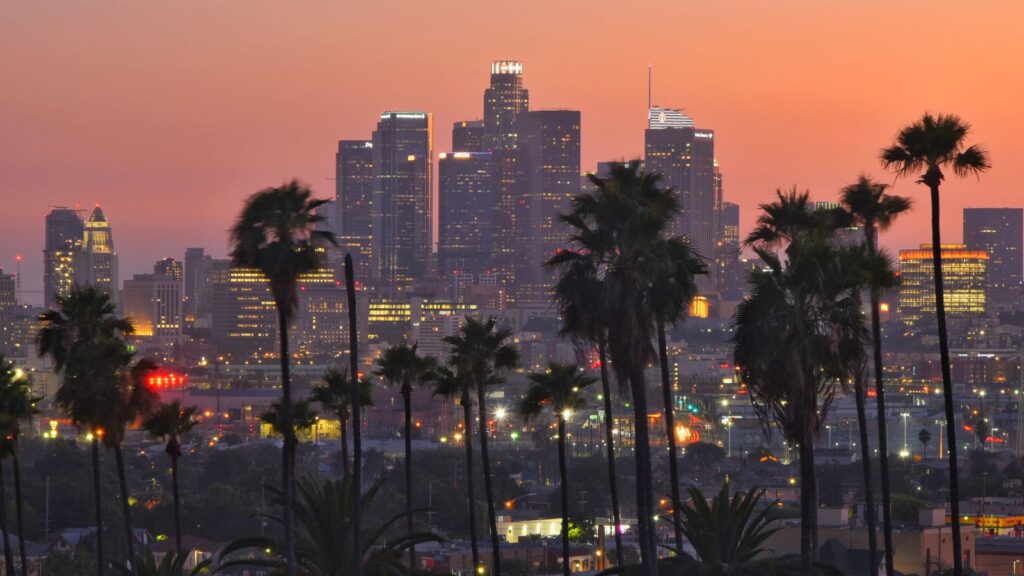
75,205 -> 119,297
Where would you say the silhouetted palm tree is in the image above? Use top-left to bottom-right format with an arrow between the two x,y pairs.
38,286 -> 135,576
672,484 -> 781,571
919,428 -> 933,458
261,399 -> 320,439
519,362 -> 596,576
445,317 -> 519,576
142,400 -> 198,553
230,179 -> 336,576
841,175 -> 911,575
881,113 -> 990,576
0,355 -> 40,576
311,369 -> 373,477
116,548 -> 210,576
374,342 -> 437,569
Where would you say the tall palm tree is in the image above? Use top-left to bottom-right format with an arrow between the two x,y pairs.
0,355 -> 40,576
881,113 -> 990,576
230,179 -> 336,576
342,253 -> 363,576
519,363 -> 596,576
735,195 -> 867,574
374,342 -> 438,569
38,285 -> 135,576
840,175 -> 911,575
546,244 -> 626,567
116,549 -> 210,576
0,443 -> 14,575
142,400 -> 198,553
432,366 -> 482,570
672,484 -> 781,572
311,369 -> 373,477
444,317 -> 519,576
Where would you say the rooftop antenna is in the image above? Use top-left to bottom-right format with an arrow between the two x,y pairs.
647,64 -> 652,111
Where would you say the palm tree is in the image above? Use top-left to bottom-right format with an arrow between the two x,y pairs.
519,362 -> 596,576
546,241 -> 626,567
342,253 -> 364,576
142,401 -> 198,553
218,476 -> 439,576
116,549 -> 210,576
374,342 -> 438,569
432,365 -> 482,570
230,179 -> 336,576
672,484 -> 781,572
0,442 -> 14,576
261,399 -> 320,439
881,113 -> 990,576
311,369 -> 373,477
734,195 -> 867,574
445,317 -> 519,576
38,285 -> 135,576
0,355 -> 40,576
840,175 -> 911,575
919,428 -> 933,457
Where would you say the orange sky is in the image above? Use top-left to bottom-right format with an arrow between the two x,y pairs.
2,1 -> 1022,304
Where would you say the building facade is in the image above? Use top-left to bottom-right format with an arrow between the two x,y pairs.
335,140 -> 375,281
898,244 -> 988,328
452,120 -> 485,153
43,207 -> 84,307
483,61 -> 529,151
122,273 -> 183,342
75,206 -> 118,297
963,207 -> 1022,297
438,151 -> 494,279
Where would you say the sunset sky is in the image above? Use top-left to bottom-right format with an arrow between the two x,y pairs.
2,1 -> 1022,304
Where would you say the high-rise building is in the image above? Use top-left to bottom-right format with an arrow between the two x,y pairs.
484,61 -> 529,151
184,247 -> 214,321
898,244 -> 988,328
715,201 -> 743,294
43,207 -> 84,307
154,257 -> 183,281
515,110 -> 581,303
371,112 -> 433,286
75,206 -> 118,296
0,269 -> 15,353
489,148 -> 527,292
963,208 -> 1023,296
452,120 -> 485,152
644,109 -> 716,291
211,266 -> 277,358
122,274 -> 183,342
335,140 -> 375,281
438,151 -> 494,279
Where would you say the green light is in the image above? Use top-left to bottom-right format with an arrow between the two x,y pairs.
510,431 -> 519,441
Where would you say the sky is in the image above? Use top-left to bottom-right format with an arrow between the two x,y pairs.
2,1 -> 1022,305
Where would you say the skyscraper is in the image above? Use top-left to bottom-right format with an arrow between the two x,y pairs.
43,207 -> 84,307
964,208 -> 1023,297
483,61 -> 529,151
899,244 -> 988,328
438,151 -> 494,278
645,107 -> 716,291
0,269 -> 14,353
184,247 -> 214,322
515,109 -> 581,303
335,140 -> 375,281
452,120 -> 485,152
154,257 -> 183,281
371,112 -> 433,287
122,273 -> 183,342
75,206 -> 118,296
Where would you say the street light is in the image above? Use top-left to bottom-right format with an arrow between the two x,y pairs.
901,412 -> 911,456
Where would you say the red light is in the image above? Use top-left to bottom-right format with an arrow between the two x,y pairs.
867,389 -> 877,398
145,371 -> 187,390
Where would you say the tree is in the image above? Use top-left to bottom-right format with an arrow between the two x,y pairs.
519,363 -> 596,576
311,369 -> 373,477
734,191 -> 867,574
374,342 -> 437,569
673,484 -> 781,571
881,112 -> 990,576
142,400 -> 198,553
261,399 -> 320,439
38,285 -> 136,576
116,549 -> 210,576
840,174 -> 911,576
0,356 -> 40,576
919,428 -> 933,458
444,317 -> 519,576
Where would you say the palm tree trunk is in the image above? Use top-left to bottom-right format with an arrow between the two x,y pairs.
403,388 -> 416,569
929,182 -> 963,576
170,453 -> 182,554
11,448 -> 29,576
476,372 -> 502,576
656,320 -> 684,554
340,415 -> 350,477
853,369 -> 879,572
462,391 -> 481,569
557,416 -> 571,576
798,435 -> 818,575
275,304 -> 297,576
630,366 -> 659,576
867,222 -> 896,576
598,339 -> 625,568
113,445 -> 136,569
344,254 -> 364,576
91,437 -> 106,576
0,460 -> 15,576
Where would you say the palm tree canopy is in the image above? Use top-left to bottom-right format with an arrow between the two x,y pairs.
229,180 -> 337,314
880,112 -> 990,183
673,484 -> 781,568
518,362 -> 596,422
117,548 -> 211,576
646,236 -> 708,326
744,188 -> 846,251
36,285 -> 134,373
312,369 -> 374,420
97,357 -> 160,448
0,355 -> 41,441
373,342 -> 437,396
839,175 -> 912,233
142,400 -> 198,458
444,316 -> 519,378
261,399 -> 319,436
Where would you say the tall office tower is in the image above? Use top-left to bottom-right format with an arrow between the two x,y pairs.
714,202 -> 743,294
154,257 -> 183,281
484,61 -> 529,151
515,110 -> 581,304
489,148 -> 527,293
438,152 -> 494,279
452,120 -> 485,152
75,206 -> 118,296
335,140 -> 375,281
898,244 -> 988,329
211,266 -> 277,358
964,208 -> 1023,298
122,273 -> 183,342
644,106 -> 716,292
43,207 -> 85,307
184,248 -> 215,321
0,269 -> 14,353
371,112 -> 433,287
